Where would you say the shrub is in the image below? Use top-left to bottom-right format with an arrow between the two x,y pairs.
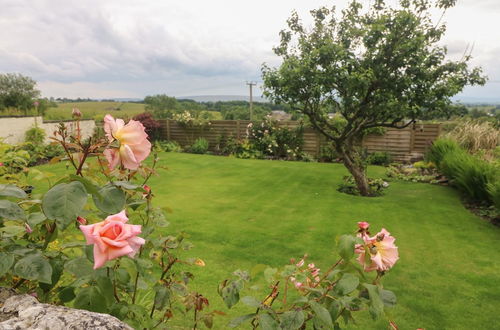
155,140 -> 182,152
441,150 -> 497,202
132,112 -> 161,141
487,180 -> 500,210
318,144 -> 339,162
25,126 -> 46,144
189,137 -> 209,154
445,120 -> 499,153
366,151 -> 392,166
337,176 -> 389,196
247,116 -> 304,159
425,138 -> 461,167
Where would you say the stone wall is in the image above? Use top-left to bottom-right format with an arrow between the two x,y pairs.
0,116 -> 96,144
0,287 -> 132,329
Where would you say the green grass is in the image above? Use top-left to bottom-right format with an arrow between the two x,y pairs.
44,102 -> 145,121
36,153 -> 500,329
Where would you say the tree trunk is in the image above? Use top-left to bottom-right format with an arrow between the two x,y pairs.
338,146 -> 371,196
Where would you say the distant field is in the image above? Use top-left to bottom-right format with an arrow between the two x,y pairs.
44,102 -> 146,121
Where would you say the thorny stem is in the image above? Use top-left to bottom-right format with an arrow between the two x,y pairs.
313,258 -> 343,288
131,247 -> 144,304
97,155 -> 112,181
59,137 -> 78,172
112,263 -> 121,303
142,152 -> 159,186
160,257 -> 178,280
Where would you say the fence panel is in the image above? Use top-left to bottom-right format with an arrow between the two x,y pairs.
157,120 -> 440,162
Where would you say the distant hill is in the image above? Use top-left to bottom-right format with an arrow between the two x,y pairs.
452,96 -> 500,105
178,95 -> 268,103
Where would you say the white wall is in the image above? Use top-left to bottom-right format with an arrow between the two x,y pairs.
0,116 -> 96,144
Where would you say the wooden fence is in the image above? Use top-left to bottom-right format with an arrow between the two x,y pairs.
158,120 -> 441,162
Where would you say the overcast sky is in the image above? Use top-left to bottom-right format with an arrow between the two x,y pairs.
0,0 -> 498,100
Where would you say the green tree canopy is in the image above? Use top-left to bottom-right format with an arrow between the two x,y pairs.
144,94 -> 179,118
262,0 -> 486,195
0,73 -> 41,114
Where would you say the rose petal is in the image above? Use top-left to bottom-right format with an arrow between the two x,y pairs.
107,245 -> 134,260
93,244 -> 108,269
119,144 -> 140,170
116,120 -> 149,145
80,224 -> 96,244
103,148 -> 120,170
105,210 -> 128,223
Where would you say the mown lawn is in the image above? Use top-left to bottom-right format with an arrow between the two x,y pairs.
38,152 -> 500,329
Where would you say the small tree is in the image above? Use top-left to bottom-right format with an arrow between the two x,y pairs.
0,73 -> 41,114
144,94 -> 179,118
262,0 -> 485,196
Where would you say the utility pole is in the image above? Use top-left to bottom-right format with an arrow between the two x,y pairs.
246,81 -> 257,120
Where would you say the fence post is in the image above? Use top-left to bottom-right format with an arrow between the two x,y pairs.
316,132 -> 321,156
166,119 -> 171,140
236,120 -> 241,140
409,125 -> 416,153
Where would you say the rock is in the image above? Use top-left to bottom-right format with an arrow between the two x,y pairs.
0,292 -> 132,330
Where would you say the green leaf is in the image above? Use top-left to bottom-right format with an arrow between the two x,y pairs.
14,254 -> 52,284
0,184 -> 27,199
68,175 -> 102,199
73,287 -> 107,313
40,257 -> 65,291
0,200 -> 25,221
0,225 -> 26,237
112,181 -> 142,191
153,285 -> 170,310
334,273 -> 359,295
96,275 -> 114,306
241,296 -> 261,308
109,302 -> 129,320
279,309 -> 305,329
264,267 -> 277,283
92,184 -> 126,214
221,280 -> 242,309
58,286 -> 76,302
65,257 -> 94,278
228,313 -> 256,328
380,289 -> 397,307
260,313 -> 279,330
338,235 -> 356,261
310,301 -> 333,328
363,284 -> 384,320
42,181 -> 87,229
327,298 -> 342,320
115,268 -> 131,284
0,252 -> 15,276
27,212 -> 47,227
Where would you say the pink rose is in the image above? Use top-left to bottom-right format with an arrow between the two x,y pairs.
103,114 -> 151,170
357,221 -> 369,230
356,228 -> 399,272
80,210 -> 145,269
